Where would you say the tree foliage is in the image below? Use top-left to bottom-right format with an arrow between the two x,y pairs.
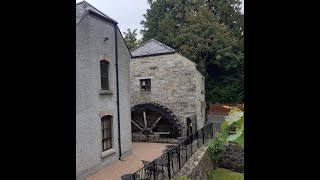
141,0 -> 244,103
123,28 -> 140,50
206,0 -> 244,37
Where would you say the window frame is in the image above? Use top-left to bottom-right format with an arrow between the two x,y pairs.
101,116 -> 112,151
140,79 -> 151,91
100,60 -> 109,90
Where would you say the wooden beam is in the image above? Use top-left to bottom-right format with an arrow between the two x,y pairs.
143,111 -> 148,128
131,119 -> 145,130
131,120 -> 143,130
153,132 -> 170,135
150,117 -> 162,130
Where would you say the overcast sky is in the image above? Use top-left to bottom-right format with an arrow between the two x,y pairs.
76,0 -> 244,39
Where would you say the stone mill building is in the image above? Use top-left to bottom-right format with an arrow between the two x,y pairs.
130,39 -> 206,141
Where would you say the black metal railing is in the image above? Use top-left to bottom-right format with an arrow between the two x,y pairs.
122,123 -> 220,180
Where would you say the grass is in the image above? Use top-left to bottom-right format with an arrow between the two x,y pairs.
208,168 -> 244,180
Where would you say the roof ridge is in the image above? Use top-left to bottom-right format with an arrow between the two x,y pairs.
131,38 -> 175,52
76,0 -> 85,5
130,39 -> 154,52
130,38 -> 176,58
150,39 -> 175,51
85,1 -> 116,22
76,0 -> 117,24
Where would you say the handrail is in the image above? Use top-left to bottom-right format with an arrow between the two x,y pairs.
128,122 -> 219,180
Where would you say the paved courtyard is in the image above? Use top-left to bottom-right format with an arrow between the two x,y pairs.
85,142 -> 170,180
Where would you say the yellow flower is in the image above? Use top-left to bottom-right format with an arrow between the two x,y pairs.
222,105 -> 232,109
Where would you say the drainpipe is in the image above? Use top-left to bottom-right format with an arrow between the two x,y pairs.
114,24 -> 122,160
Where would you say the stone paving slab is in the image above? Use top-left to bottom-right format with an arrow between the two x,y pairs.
85,142 -> 170,180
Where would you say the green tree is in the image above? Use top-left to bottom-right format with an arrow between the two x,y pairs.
123,29 -> 140,50
175,7 -> 242,73
141,0 -> 181,45
204,0 -> 244,103
206,0 -> 244,37
140,0 -> 244,103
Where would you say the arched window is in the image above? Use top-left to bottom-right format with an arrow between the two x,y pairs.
100,61 -> 109,90
101,115 -> 112,151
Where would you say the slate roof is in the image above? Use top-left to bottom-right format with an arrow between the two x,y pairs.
76,1 -> 117,25
130,39 -> 176,58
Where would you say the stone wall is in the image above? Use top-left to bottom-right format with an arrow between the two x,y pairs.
218,142 -> 244,173
130,53 -> 206,136
174,146 -> 214,180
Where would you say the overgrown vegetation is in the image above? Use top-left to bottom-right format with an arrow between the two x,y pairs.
173,176 -> 190,180
220,106 -> 244,147
208,168 -> 244,180
207,133 -> 225,164
208,106 -> 244,163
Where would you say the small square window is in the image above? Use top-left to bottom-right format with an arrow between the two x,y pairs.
140,79 -> 151,91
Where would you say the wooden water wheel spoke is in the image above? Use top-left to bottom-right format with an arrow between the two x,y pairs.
131,119 -> 144,130
150,117 -> 162,130
143,111 -> 148,128
132,118 -> 146,128
142,110 -> 155,134
153,132 -> 170,135
131,103 -> 181,138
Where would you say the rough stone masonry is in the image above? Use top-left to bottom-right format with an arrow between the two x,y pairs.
218,142 -> 244,173
174,146 -> 214,180
130,46 -> 206,136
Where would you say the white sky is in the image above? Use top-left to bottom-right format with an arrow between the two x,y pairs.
76,0 -> 244,39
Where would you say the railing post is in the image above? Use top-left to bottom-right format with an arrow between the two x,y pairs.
167,151 -> 171,179
153,162 -> 156,180
204,126 -> 207,144
207,125 -> 210,140
211,123 -> 214,138
197,130 -> 199,148
202,128 -> 205,145
178,145 -> 181,170
190,135 -> 193,154
185,140 -> 188,161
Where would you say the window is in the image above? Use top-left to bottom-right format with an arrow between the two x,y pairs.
100,61 -> 109,90
101,116 -> 112,151
140,79 -> 151,91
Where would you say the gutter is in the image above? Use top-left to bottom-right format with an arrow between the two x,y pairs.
87,8 -> 125,159
84,6 -> 126,160
131,51 -> 176,59
87,10 -> 118,25
114,24 -> 122,160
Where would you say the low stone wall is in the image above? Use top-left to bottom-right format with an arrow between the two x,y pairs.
174,142 -> 244,179
132,133 -> 177,144
218,142 -> 244,173
174,146 -> 214,180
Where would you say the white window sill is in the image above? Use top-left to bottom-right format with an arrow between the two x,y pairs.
101,149 -> 116,158
99,90 -> 113,95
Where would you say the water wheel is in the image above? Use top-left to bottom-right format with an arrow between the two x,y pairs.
131,103 -> 181,138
